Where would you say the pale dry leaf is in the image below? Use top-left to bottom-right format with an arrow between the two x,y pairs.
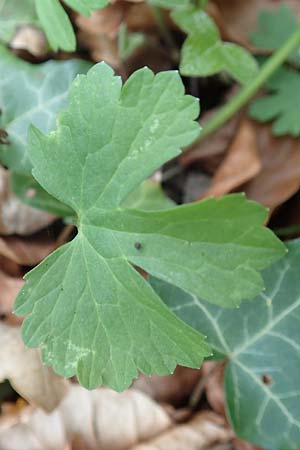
0,385 -> 171,450
10,25 -> 48,57
0,322 -> 69,412
77,30 -> 119,67
0,270 -> 23,309
0,167 -> 55,236
75,4 -> 126,38
202,362 -> 225,417
203,120 -> 261,198
130,412 -> 232,450
243,124 -> 300,213
133,367 -> 201,406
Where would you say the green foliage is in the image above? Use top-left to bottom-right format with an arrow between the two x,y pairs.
0,45 -> 91,215
148,0 -> 191,7
152,240 -> 300,450
250,5 -> 300,65
0,0 -> 37,43
172,6 -> 258,85
118,24 -> 146,62
249,66 -> 300,136
14,62 -> 284,390
34,0 -> 109,52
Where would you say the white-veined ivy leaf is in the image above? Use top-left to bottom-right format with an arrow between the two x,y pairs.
172,6 -> 258,85
0,45 -> 91,215
250,5 -> 300,66
151,240 -> 300,450
14,62 -> 284,390
0,0 -> 38,44
249,66 -> 300,137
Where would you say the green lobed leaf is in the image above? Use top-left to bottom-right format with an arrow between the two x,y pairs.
249,66 -> 300,137
0,45 -> 91,215
172,6 -> 258,85
0,0 -> 38,44
250,5 -> 300,66
147,0 -> 191,8
14,62 -> 284,390
151,240 -> 300,450
122,180 -> 175,211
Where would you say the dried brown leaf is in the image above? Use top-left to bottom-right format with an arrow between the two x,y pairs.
133,367 -> 201,406
0,233 -> 55,266
130,412 -> 232,450
0,386 -> 171,450
0,270 -> 23,324
0,167 -> 55,236
0,323 -> 69,412
243,125 -> 300,213
203,120 -> 261,198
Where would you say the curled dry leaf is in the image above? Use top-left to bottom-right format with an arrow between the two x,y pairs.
0,167 -> 55,236
130,412 -> 232,450
0,233 -> 55,266
0,323 -> 69,412
203,120 -> 261,198
76,3 -> 125,67
10,25 -> 48,57
202,362 -> 226,417
0,270 -> 23,325
0,385 -> 171,450
233,438 -> 263,450
243,124 -> 300,213
133,366 -> 201,406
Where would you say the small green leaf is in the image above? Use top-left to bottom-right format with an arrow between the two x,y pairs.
250,5 -> 300,65
148,0 -> 191,8
14,62 -> 284,390
118,24 -> 146,62
0,0 -> 38,43
63,0 -> 109,16
152,240 -> 300,450
0,45 -> 91,214
34,0 -> 75,52
173,6 -> 258,85
249,66 -> 300,136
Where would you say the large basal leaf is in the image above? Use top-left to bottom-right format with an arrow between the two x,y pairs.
151,240 -> 300,450
0,45 -> 91,215
0,0 -> 38,44
14,62 -> 284,390
172,6 -> 258,85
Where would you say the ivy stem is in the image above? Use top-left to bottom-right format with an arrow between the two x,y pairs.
151,6 -> 179,61
186,27 -> 300,148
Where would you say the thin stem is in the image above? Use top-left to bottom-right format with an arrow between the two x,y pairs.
151,5 -> 179,61
186,27 -> 300,149
189,360 -> 225,409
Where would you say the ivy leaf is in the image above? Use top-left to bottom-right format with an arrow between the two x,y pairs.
250,5 -> 300,65
172,6 -> 258,85
0,0 -> 38,44
0,45 -> 91,215
249,67 -> 300,137
151,240 -> 300,450
14,62 -> 284,390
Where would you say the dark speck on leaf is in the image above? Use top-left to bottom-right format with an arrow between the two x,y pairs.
262,374 -> 273,386
134,242 -> 142,250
